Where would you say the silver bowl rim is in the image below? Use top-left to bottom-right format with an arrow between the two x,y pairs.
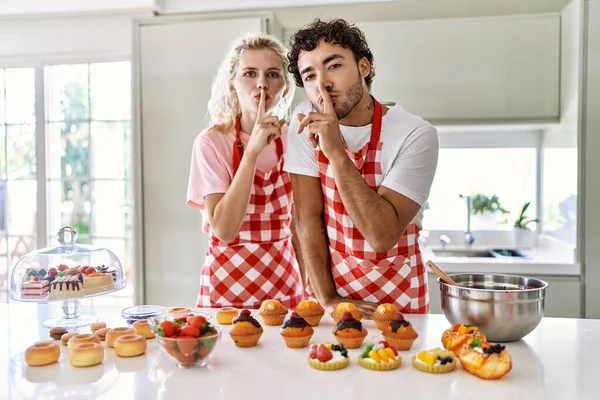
437,272 -> 549,292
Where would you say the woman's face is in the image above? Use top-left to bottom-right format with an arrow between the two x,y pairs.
231,48 -> 288,118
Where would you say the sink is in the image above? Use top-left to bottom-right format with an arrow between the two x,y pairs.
432,249 -> 495,258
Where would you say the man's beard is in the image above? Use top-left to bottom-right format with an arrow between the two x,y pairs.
314,73 -> 364,119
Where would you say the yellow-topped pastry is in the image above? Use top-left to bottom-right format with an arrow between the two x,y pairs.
411,347 -> 456,373
371,303 -> 399,330
331,302 -> 362,323
295,300 -> 325,327
258,299 -> 288,326
358,340 -> 402,371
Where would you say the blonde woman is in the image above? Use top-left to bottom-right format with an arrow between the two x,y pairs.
187,34 -> 305,309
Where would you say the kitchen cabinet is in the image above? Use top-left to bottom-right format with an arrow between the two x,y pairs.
428,274 -> 581,318
134,15 -> 269,305
357,15 -> 560,123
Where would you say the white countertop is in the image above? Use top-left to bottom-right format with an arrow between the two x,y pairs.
1,302 -> 598,400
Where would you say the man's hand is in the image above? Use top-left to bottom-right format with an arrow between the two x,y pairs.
296,82 -> 347,163
323,295 -> 379,318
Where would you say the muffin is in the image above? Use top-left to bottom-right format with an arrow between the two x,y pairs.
229,309 -> 264,347
331,302 -> 362,323
382,312 -> 418,351
371,303 -> 399,330
359,340 -> 402,371
295,300 -> 325,327
332,311 -> 368,349
412,347 -> 457,373
280,312 -> 314,348
441,324 -> 487,356
216,307 -> 239,325
308,342 -> 349,371
258,299 -> 288,326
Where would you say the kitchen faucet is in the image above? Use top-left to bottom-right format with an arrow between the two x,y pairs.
464,195 -> 475,247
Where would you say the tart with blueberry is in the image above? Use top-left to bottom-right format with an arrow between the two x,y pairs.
308,342 -> 349,371
358,341 -> 401,371
441,324 -> 487,356
411,348 -> 456,373
458,339 -> 512,380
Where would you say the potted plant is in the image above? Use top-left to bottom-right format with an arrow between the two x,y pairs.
459,193 -> 509,229
512,201 -> 539,248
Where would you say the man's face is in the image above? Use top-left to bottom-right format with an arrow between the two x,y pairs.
297,40 -> 365,119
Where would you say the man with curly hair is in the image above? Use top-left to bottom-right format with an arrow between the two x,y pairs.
284,19 -> 439,315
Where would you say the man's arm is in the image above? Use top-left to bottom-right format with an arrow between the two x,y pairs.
290,173 -> 378,315
289,204 -> 307,289
328,156 -> 421,253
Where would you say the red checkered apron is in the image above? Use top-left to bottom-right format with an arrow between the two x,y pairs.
196,118 -> 304,309
311,98 -> 429,313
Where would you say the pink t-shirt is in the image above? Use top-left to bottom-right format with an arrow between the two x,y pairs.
186,125 -> 286,231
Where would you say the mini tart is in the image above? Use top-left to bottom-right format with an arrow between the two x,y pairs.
295,300 -> 325,327
441,324 -> 488,356
382,313 -> 418,351
280,312 -> 314,348
330,302 -> 362,323
229,310 -> 264,347
258,300 -> 288,326
412,348 -> 456,373
371,303 -> 399,330
332,312 -> 368,349
215,307 -> 239,325
358,342 -> 401,371
308,343 -> 349,371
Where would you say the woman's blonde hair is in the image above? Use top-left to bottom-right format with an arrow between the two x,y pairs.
207,33 -> 295,131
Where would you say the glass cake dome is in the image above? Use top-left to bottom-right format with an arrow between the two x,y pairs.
8,226 -> 127,328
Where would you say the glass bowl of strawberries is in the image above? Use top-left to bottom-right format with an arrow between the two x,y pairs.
148,311 -> 221,369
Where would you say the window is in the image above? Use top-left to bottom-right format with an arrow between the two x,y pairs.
423,128 -> 539,232
0,68 -> 37,299
0,62 -> 133,304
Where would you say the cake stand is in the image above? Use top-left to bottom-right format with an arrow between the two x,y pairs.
8,226 -> 127,329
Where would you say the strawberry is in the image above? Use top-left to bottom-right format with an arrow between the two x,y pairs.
177,337 -> 198,355
389,345 -> 398,356
317,344 -> 332,362
240,309 -> 251,317
379,340 -> 390,348
48,268 -> 58,277
197,347 -> 210,358
58,264 -> 68,272
394,312 -> 404,321
309,344 -> 318,359
180,324 -> 201,338
160,321 -> 180,338
342,311 -> 353,322
188,315 -> 207,329
290,312 -> 300,319
175,353 -> 197,366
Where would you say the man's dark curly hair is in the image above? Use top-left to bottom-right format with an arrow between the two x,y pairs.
287,19 -> 375,90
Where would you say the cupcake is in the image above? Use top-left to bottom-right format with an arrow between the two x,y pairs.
295,300 -> 325,327
331,302 -> 362,323
382,312 -> 418,351
332,311 -> 368,349
371,303 -> 399,330
358,341 -> 401,371
441,324 -> 487,356
308,342 -> 349,370
412,348 -> 457,373
229,309 -> 263,347
258,299 -> 288,326
280,312 -> 314,348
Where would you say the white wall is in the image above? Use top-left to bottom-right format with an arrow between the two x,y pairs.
583,0 -> 600,318
0,12 -> 153,64
0,0 -> 157,16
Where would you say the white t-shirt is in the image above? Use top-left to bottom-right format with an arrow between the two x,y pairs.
283,100 -> 439,228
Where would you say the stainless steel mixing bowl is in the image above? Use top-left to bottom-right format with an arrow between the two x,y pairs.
439,273 -> 549,342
